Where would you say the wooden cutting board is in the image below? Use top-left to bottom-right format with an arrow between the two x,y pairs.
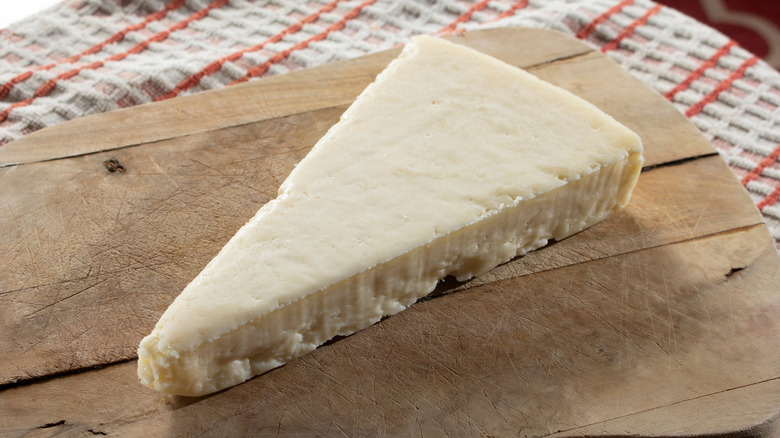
1,28 -> 779,436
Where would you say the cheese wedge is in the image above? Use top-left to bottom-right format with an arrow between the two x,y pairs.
138,35 -> 643,396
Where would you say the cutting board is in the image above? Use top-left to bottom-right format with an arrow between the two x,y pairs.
1,28 -> 779,436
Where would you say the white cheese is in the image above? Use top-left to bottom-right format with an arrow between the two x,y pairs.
137,35 -> 643,396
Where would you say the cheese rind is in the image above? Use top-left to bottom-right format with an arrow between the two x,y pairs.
138,35 -> 643,396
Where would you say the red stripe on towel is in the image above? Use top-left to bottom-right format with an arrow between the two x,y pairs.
600,4 -> 662,53
742,144 -> 780,186
757,184 -> 780,211
0,0 -> 187,100
157,0 -> 346,101
684,55 -> 759,118
230,0 -> 377,85
576,0 -> 633,40
492,0 -> 530,22
664,40 -> 736,101
0,0 -> 229,124
437,0 -> 491,35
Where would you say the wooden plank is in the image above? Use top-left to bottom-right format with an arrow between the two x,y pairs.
1,224 -> 777,436
0,28 -> 593,167
455,154 -> 764,291
0,108 -> 334,385
108,225 -> 780,436
0,28 -> 709,169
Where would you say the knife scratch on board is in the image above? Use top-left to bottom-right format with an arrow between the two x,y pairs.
147,155 -> 179,189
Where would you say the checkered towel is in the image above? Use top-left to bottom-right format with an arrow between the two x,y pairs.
2,0 -> 779,251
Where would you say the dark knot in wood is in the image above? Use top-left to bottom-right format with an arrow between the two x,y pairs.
103,158 -> 125,173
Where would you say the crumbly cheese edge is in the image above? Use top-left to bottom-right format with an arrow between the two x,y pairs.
137,152 -> 641,396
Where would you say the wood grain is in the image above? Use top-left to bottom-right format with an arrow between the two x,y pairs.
2,225 -> 777,436
0,28 -> 778,436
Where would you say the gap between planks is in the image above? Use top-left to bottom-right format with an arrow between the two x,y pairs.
0,48 -> 595,169
544,375 -> 780,437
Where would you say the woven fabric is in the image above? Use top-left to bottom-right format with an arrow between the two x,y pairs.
2,0 -> 779,250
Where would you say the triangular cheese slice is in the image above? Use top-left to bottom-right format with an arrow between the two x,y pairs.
138,35 -> 643,396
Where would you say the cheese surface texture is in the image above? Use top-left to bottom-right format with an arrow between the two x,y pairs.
137,35 -> 643,396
